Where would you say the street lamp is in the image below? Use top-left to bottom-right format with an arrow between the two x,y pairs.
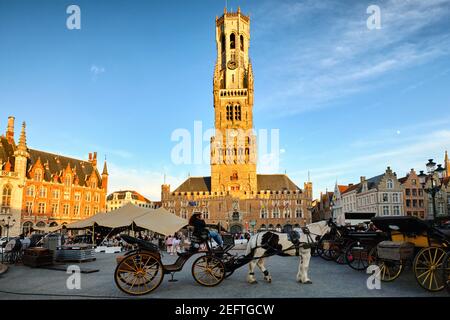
1,216 -> 16,239
419,159 -> 446,223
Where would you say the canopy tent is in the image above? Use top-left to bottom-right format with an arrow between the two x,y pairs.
63,203 -> 188,236
134,207 -> 188,236
94,203 -> 152,229
64,212 -> 109,229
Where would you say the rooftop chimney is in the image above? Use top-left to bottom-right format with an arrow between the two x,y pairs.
6,116 -> 15,144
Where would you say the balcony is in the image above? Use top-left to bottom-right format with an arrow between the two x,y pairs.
219,89 -> 248,98
0,171 -> 18,178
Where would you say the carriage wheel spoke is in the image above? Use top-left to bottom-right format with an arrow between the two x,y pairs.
123,261 -> 137,272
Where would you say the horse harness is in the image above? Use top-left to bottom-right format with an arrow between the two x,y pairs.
249,228 -> 318,260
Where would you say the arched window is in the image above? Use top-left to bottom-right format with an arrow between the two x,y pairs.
387,179 -> 393,189
36,221 -> 46,228
230,33 -> 236,49
240,35 -> 244,51
22,221 -> 34,235
1,185 -> 12,213
221,33 -> 226,52
260,208 -> 268,219
34,169 -> 42,181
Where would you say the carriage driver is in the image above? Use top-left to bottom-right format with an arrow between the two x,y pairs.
189,212 -> 224,249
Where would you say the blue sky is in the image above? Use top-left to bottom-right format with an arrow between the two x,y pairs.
0,0 -> 449,200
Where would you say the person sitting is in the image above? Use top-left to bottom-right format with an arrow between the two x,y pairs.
189,213 -> 223,249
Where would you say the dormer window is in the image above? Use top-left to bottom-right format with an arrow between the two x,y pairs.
34,169 -> 42,182
387,179 -> 393,189
65,175 -> 72,187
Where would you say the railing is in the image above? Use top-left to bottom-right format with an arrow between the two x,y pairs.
219,89 -> 248,97
0,171 -> 18,178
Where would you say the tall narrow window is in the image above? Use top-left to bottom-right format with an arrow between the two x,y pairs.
230,33 -> 236,49
240,35 -> 244,51
234,105 -> 241,120
65,175 -> 72,187
226,105 -> 233,120
1,185 -> 12,213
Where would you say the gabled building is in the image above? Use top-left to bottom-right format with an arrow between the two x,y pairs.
342,167 -> 404,217
331,183 -> 350,221
0,116 -> 108,236
399,169 -> 427,219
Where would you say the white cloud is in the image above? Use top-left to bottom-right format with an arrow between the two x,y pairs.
255,0 -> 450,115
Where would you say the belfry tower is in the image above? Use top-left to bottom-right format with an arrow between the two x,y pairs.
210,8 -> 257,198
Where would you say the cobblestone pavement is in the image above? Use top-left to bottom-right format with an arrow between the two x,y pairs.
0,251 -> 447,299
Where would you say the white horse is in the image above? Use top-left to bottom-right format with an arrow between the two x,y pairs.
245,220 -> 330,284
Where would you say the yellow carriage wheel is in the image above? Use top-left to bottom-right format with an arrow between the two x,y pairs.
375,260 -> 403,282
192,255 -> 225,287
413,247 -> 446,292
114,252 -> 164,296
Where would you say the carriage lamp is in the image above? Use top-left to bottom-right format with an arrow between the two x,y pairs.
420,159 -> 446,223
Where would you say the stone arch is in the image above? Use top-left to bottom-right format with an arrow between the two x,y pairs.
230,224 -> 242,234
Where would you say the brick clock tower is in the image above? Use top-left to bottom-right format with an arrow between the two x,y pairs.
210,8 -> 257,198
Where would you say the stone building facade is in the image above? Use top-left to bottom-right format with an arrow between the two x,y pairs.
399,169 -> 427,219
0,117 -> 108,236
342,167 -> 404,217
107,190 -> 159,212
331,183 -> 349,221
161,9 -> 312,233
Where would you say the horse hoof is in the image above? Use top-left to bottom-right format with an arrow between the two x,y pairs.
304,280 -> 312,284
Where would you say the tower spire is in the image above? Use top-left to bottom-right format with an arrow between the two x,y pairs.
18,122 -> 28,151
102,160 -> 108,176
445,150 -> 449,177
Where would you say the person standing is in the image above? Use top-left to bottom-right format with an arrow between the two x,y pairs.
165,235 -> 174,255
172,233 -> 181,254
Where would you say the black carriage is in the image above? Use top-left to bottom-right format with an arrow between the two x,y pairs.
114,225 -> 232,296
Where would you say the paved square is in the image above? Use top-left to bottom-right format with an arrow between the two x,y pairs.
0,251 -> 447,299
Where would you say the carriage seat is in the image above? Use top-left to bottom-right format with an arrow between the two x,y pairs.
119,234 -> 159,253
190,231 -> 209,244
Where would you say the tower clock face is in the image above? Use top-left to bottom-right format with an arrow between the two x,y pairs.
227,60 -> 237,70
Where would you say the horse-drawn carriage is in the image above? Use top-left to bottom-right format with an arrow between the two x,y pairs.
114,221 -> 331,295
317,216 -> 386,270
370,216 -> 450,292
